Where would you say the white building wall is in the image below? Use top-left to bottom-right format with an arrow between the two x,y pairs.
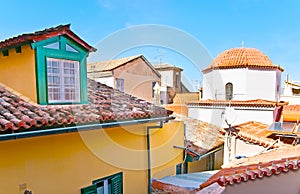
203,69 -> 279,101
188,106 -> 274,127
95,76 -> 114,88
203,69 -> 248,100
159,71 -> 173,87
280,96 -> 300,105
246,70 -> 277,101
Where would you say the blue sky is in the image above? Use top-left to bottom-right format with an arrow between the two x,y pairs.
1,0 -> 300,90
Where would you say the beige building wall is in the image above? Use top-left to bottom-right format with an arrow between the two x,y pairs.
113,57 -> 160,102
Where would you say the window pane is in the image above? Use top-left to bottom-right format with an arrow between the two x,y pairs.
66,44 -> 79,53
44,42 -> 60,50
47,58 -> 80,103
53,68 -> 59,73
52,61 -> 59,67
64,69 -> 70,74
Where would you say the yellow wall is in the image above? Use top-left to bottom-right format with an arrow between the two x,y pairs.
187,149 -> 224,173
0,121 -> 184,193
0,44 -> 37,102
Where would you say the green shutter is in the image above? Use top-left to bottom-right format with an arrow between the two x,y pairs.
176,163 -> 182,175
111,173 -> 122,194
81,184 -> 97,194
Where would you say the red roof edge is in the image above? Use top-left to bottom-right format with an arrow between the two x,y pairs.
152,180 -> 196,193
200,156 -> 300,190
0,24 -> 96,52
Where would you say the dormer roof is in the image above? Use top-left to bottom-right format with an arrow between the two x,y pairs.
0,24 -> 96,52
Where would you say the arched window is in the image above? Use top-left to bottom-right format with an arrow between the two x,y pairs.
225,83 -> 233,100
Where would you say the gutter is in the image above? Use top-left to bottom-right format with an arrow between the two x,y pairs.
0,116 -> 174,141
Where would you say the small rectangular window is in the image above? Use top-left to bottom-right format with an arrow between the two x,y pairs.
15,46 -> 22,53
176,163 -> 182,175
2,50 -> 8,56
116,78 -> 124,92
47,58 -> 80,103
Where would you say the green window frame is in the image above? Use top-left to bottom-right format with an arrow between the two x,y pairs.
81,172 -> 123,194
32,35 -> 89,105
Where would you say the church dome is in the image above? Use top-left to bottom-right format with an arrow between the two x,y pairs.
203,47 -> 284,72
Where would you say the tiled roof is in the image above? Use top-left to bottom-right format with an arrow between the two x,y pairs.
87,55 -> 161,77
200,124 -> 300,190
203,47 -> 284,72
154,63 -> 183,71
283,105 -> 300,122
200,155 -> 300,189
174,114 -> 224,154
187,99 -> 287,108
88,55 -> 142,72
226,121 -> 281,148
0,24 -> 96,52
0,79 -> 172,132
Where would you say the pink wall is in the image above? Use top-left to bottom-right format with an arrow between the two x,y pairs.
222,169 -> 300,194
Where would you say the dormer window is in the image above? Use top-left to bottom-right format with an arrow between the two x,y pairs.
0,24 -> 95,105
34,35 -> 90,105
47,58 -> 80,103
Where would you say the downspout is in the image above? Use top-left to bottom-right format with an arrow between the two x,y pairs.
147,121 -> 163,194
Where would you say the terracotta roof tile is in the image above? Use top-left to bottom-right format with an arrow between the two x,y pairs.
225,121 -> 281,148
198,132 -> 300,190
87,55 -> 161,78
0,79 -> 172,132
88,55 -> 142,72
188,99 -> 287,108
153,63 -> 183,71
203,47 -> 284,72
173,114 -> 224,155
0,24 -> 96,52
200,154 -> 300,189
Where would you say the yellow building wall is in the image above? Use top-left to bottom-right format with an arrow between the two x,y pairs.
187,158 -> 207,173
0,44 -> 37,102
0,121 -> 183,193
187,149 -> 224,173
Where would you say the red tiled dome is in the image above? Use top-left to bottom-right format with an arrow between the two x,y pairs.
203,47 -> 284,72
